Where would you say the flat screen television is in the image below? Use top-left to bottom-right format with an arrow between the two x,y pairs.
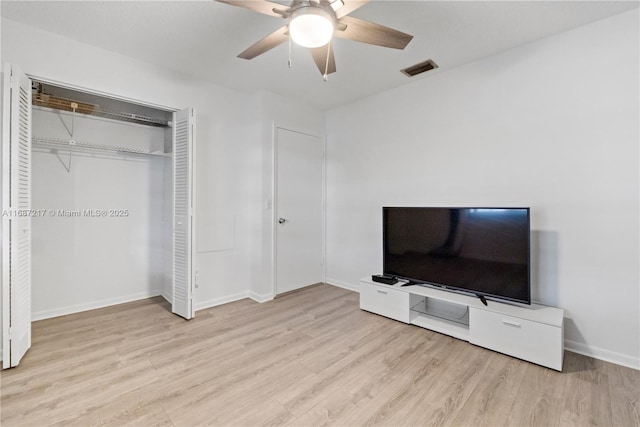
383,207 -> 531,305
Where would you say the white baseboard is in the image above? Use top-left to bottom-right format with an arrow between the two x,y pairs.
325,278 -> 359,293
168,289 -> 272,312
31,290 -> 163,321
195,291 -> 250,312
565,339 -> 640,371
249,290 -> 273,303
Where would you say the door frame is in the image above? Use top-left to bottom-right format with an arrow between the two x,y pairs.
270,123 -> 327,297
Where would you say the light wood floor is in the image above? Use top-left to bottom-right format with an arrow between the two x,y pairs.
1,284 -> 638,426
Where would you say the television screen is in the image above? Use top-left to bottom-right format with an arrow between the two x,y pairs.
383,207 -> 530,304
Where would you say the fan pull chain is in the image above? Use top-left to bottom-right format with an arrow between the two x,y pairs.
288,35 -> 292,69
323,41 -> 331,82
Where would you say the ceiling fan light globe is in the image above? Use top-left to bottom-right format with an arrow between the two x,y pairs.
289,8 -> 334,48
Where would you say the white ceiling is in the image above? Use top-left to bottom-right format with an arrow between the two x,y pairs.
2,1 -> 637,109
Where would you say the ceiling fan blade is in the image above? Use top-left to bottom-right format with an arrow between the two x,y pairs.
334,0 -> 369,19
309,43 -> 337,76
216,0 -> 287,18
238,26 -> 289,59
335,15 -> 413,50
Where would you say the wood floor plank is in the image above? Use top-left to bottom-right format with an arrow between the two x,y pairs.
288,392 -> 358,426
1,357 -> 161,425
450,351 -> 528,426
606,360 -> 640,427
90,390 -> 174,426
332,336 -> 463,426
559,352 -> 613,427
505,357 -> 568,426
377,340 -> 492,426
1,284 -> 636,427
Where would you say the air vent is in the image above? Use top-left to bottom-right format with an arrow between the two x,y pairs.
401,59 -> 439,77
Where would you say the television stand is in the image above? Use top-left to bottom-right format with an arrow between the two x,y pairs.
359,278 -> 564,371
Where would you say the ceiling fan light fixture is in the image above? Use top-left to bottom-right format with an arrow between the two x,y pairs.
289,7 -> 335,48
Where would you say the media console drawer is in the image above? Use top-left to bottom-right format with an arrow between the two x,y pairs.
469,307 -> 563,371
359,283 -> 410,323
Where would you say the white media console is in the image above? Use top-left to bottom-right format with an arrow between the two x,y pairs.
359,278 -> 564,371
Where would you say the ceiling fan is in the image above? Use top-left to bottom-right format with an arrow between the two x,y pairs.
216,0 -> 414,79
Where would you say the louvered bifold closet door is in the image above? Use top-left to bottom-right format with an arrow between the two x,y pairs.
172,108 -> 195,319
2,65 -> 32,368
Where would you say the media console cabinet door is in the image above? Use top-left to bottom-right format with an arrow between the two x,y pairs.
359,283 -> 410,323
469,307 -> 563,371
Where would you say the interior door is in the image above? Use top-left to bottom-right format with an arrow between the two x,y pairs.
275,127 -> 324,295
172,107 -> 195,319
2,65 -> 32,368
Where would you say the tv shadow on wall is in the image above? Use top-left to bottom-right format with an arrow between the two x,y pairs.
530,229 -> 559,307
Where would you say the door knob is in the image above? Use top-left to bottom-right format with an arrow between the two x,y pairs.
278,218 -> 287,224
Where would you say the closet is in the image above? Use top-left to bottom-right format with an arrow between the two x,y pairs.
2,65 -> 196,368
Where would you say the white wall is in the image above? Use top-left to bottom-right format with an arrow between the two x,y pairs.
30,109 -> 167,319
1,18 -> 259,316
326,10 -> 639,368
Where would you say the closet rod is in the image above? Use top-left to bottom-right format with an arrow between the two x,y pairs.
32,136 -> 170,157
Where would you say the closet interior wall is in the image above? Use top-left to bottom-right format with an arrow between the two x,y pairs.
31,83 -> 174,320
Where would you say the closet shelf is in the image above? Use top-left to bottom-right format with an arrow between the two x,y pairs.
33,93 -> 170,127
32,136 -> 169,157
